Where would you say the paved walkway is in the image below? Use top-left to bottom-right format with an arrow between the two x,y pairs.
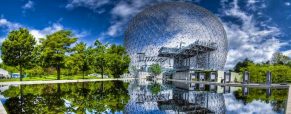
0,78 -> 135,86
286,85 -> 291,114
0,101 -> 7,114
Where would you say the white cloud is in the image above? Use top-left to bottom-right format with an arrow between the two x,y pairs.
224,93 -> 278,114
0,18 -> 88,44
30,23 -> 89,43
220,0 -> 287,69
283,50 -> 291,58
22,0 -> 34,9
247,0 -> 258,4
111,0 -> 147,18
246,0 -> 267,10
96,0 -> 150,42
29,23 -> 64,43
66,0 -> 109,13
105,0 -> 149,37
0,18 -> 22,31
0,18 -> 22,45
106,21 -> 123,37
285,2 -> 291,6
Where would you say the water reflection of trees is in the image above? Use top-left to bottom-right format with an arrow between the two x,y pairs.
233,88 -> 288,112
1,81 -> 130,114
148,83 -> 161,95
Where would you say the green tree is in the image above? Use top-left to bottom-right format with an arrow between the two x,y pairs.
233,58 -> 253,72
64,56 -> 78,76
287,61 -> 291,67
107,45 -> 131,78
148,64 -> 162,77
25,66 -> 44,77
72,42 -> 91,78
39,30 -> 77,80
1,28 -> 36,81
92,40 -> 108,78
271,52 -> 290,65
240,62 -> 291,83
149,83 -> 161,95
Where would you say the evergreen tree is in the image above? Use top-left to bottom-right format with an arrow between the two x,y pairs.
107,45 -> 130,78
72,42 -> 91,78
39,30 -> 77,80
1,28 -> 36,81
148,64 -> 162,77
92,40 -> 108,78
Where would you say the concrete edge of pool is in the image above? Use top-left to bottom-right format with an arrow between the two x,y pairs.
0,78 -> 136,86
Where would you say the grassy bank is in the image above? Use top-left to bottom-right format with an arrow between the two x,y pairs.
0,75 -> 101,82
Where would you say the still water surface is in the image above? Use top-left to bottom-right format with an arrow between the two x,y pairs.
0,80 -> 289,114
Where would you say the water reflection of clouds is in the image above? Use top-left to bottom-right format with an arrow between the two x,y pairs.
0,95 -> 6,104
224,93 -> 277,114
0,85 -> 9,104
125,101 -> 165,114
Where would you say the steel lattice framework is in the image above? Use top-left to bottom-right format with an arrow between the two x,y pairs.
125,2 -> 228,70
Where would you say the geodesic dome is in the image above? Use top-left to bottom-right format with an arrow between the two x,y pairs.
124,2 -> 228,70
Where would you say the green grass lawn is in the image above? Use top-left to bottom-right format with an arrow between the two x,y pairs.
0,75 -> 101,82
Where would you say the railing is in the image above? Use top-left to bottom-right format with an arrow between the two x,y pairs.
158,40 -> 217,58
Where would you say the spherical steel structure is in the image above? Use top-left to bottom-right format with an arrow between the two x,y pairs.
125,2 -> 228,70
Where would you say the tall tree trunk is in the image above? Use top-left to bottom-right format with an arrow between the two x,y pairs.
101,59 -> 104,79
20,65 -> 23,81
57,63 -> 61,80
101,66 -> 104,79
83,70 -> 85,79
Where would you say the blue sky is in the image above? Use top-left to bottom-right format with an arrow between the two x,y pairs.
0,0 -> 290,69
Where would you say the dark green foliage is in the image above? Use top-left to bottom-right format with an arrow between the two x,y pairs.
0,63 -> 18,74
234,58 -> 253,72
234,54 -> 291,83
1,28 -> 36,81
149,64 -> 162,76
149,83 -> 161,95
0,29 -> 131,79
107,44 -> 131,78
70,42 -> 91,78
91,40 -> 130,78
91,40 -> 108,78
39,30 -> 77,80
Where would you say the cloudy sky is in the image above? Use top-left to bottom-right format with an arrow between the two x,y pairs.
0,0 -> 290,69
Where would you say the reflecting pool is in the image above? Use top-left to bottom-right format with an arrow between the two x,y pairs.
0,80 -> 289,114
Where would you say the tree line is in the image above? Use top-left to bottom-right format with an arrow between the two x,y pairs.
0,28 -> 131,81
233,52 -> 291,83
